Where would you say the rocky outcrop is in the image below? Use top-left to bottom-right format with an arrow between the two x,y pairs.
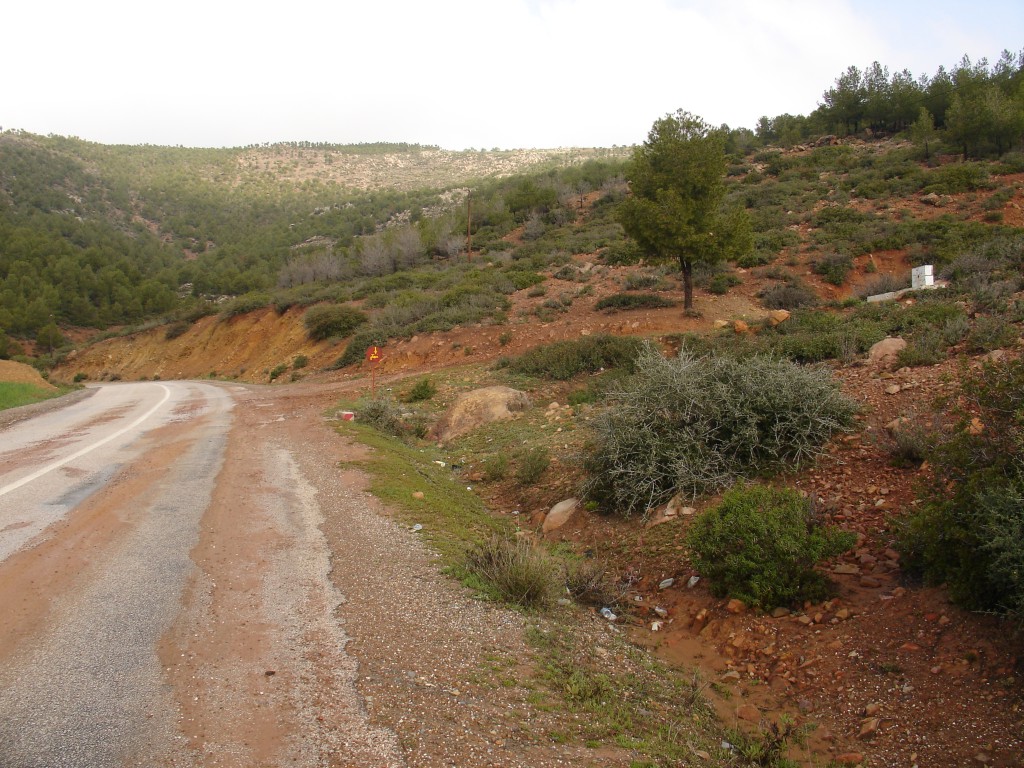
430,386 -> 530,443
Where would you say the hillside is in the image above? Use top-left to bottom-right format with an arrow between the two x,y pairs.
0,129 -> 628,342
6,54 -> 1024,761
40,131 -> 1024,766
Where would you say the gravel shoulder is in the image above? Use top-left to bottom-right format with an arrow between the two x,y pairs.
236,383 -> 635,767
0,387 -> 95,431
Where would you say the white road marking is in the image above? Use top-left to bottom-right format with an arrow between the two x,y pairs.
0,384 -> 172,499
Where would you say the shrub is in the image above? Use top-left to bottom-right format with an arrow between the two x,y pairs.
736,251 -> 776,268
331,328 -> 388,369
812,253 -> 854,285
482,454 -> 509,482
219,292 -> 271,319
897,358 -> 1024,622
922,163 -> 991,194
941,315 -> 971,346
505,335 -> 643,381
687,484 -> 855,609
886,421 -> 930,468
594,293 -> 676,311
966,316 -> 1018,353
354,396 -> 408,438
706,272 -> 742,295
896,331 -> 947,367
504,269 -> 547,291
164,320 -> 191,340
515,447 -> 550,485
268,363 -> 289,382
758,280 -> 818,310
303,304 -> 369,341
624,272 -> 671,291
583,346 -> 857,516
564,557 -> 621,607
465,535 -> 561,609
292,354 -> 309,369
600,240 -> 644,265
402,377 -> 437,402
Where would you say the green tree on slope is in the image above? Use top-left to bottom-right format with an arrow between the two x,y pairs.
618,110 -> 751,311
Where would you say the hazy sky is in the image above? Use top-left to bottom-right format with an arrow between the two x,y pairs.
5,0 -> 1022,149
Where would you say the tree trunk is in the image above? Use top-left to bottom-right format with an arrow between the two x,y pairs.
680,257 -> 693,311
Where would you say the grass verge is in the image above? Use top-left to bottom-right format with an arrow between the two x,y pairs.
330,417 -> 510,565
0,382 -> 65,411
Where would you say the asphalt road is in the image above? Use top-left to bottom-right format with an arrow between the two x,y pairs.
0,382 -> 236,767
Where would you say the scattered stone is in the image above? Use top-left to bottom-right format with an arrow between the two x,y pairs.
864,702 -> 881,717
858,717 -> 881,738
885,416 -> 910,433
653,606 -> 669,619
968,417 -> 985,435
797,615 -> 813,626
767,309 -> 791,326
647,494 -> 696,527
975,752 -> 992,764
726,598 -> 747,614
658,578 -> 676,590
733,320 -> 750,334
834,563 -> 861,575
835,608 -> 851,620
859,576 -> 882,588
412,491 -> 425,500
884,384 -> 902,395
770,607 -> 791,618
713,319 -> 730,329
721,670 -> 741,681
542,498 -> 578,533
921,192 -> 942,206
686,575 -> 700,589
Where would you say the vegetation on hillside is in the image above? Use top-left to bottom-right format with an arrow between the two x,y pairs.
2,48 -> 1021,368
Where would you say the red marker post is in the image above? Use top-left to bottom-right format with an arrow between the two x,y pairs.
365,345 -> 383,397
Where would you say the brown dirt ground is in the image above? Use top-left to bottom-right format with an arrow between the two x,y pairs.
46,151 -> 1024,767
0,360 -> 57,390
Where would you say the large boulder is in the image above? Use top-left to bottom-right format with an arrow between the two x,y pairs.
431,386 -> 530,443
868,336 -> 906,365
543,498 -> 578,533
